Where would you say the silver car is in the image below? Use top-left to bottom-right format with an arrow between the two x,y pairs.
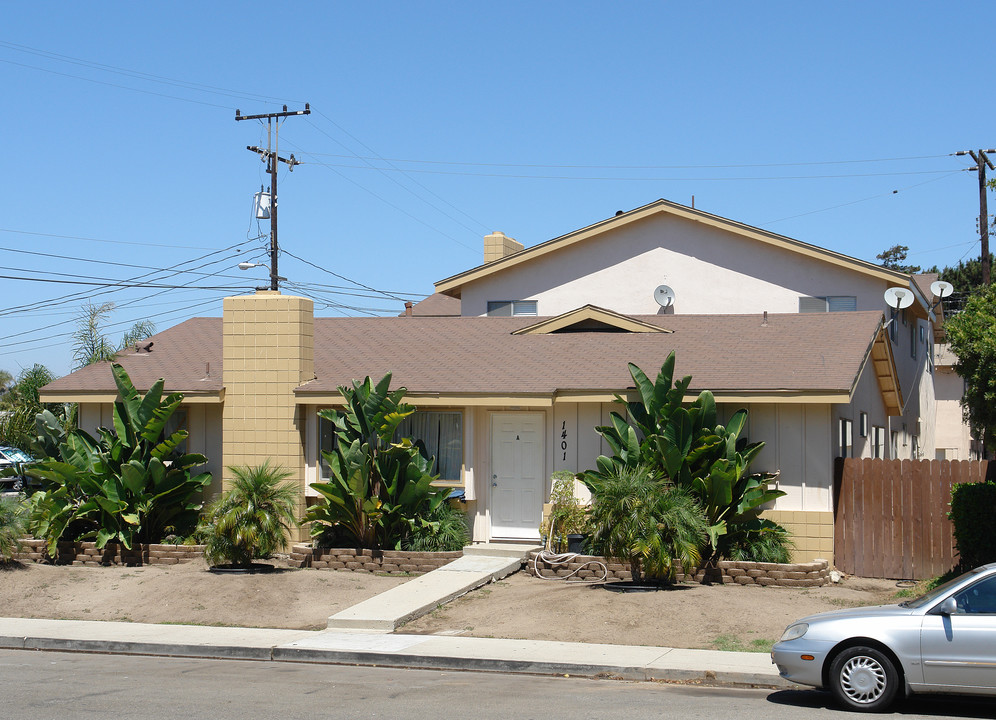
772,563 -> 996,712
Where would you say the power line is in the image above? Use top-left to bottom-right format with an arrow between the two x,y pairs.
308,109 -> 492,236
0,226 -> 229,250
299,150 -> 953,171
280,248 -> 408,303
278,159 -> 958,182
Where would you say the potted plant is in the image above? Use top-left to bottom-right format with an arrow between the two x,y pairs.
539,471 -> 590,553
203,461 -> 298,574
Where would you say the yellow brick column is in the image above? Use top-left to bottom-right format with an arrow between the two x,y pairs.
222,291 -> 314,540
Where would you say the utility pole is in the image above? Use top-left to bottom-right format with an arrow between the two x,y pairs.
956,148 -> 996,285
236,103 -> 310,291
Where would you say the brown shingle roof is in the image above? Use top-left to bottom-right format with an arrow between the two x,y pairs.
303,311 -> 884,397
41,311 -> 885,399
42,317 -> 222,395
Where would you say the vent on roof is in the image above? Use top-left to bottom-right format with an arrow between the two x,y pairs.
551,319 -> 630,333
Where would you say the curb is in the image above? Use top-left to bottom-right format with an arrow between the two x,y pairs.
0,631 -> 791,688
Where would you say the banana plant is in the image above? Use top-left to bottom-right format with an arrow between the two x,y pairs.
583,351 -> 787,562
22,364 -> 211,554
304,373 -> 450,549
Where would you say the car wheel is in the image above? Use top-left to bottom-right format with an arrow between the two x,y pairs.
829,645 -> 900,712
12,477 -> 23,491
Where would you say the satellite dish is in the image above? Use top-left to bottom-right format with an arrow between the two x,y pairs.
884,287 -> 914,310
654,284 -> 676,308
930,280 -> 954,299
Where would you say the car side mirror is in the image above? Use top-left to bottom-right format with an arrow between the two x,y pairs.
935,597 -> 958,615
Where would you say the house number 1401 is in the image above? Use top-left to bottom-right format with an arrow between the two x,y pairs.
561,420 -> 568,461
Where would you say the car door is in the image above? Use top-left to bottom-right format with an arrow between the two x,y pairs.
920,575 -> 996,692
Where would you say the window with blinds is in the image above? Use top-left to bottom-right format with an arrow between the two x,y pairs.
799,295 -> 857,313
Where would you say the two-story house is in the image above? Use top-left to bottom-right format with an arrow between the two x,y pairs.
41,199 -> 958,563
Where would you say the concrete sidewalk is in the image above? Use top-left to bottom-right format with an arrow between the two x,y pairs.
0,617 -> 788,687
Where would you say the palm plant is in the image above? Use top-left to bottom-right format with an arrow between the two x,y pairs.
0,496 -> 27,562
587,464 -> 708,584
203,461 -> 299,569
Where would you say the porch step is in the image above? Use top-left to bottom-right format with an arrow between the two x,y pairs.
326,550 -> 537,632
461,542 -> 542,560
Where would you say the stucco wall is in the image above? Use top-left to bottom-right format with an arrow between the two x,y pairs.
460,214 -> 892,318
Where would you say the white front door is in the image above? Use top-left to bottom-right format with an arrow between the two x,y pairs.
490,413 -> 544,540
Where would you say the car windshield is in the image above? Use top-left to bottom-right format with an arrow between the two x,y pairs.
902,567 -> 987,609
0,447 -> 32,463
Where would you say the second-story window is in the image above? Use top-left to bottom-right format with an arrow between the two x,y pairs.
487,300 -> 538,316
799,296 -> 857,312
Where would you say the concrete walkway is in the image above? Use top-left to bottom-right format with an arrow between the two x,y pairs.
0,543 -> 790,687
0,618 -> 787,687
327,543 -> 527,631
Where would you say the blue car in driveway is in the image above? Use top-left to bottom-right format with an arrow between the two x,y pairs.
0,445 -> 34,493
772,563 -> 996,712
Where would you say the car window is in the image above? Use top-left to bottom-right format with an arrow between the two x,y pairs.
952,576 -> 996,614
905,567 -> 987,609
0,447 -> 32,463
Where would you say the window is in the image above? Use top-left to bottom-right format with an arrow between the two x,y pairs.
911,435 -> 920,459
318,414 -> 338,481
889,308 -> 898,343
839,418 -> 853,458
319,410 -> 464,484
872,426 -> 885,459
859,412 -> 868,438
395,411 -> 463,483
487,300 -> 538,317
951,576 -> 996,614
163,409 -> 188,455
891,431 -> 899,458
799,295 -> 857,313
910,323 -> 917,359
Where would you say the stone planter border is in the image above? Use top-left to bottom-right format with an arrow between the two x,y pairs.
12,539 -> 205,566
528,552 -> 830,587
289,544 -> 462,575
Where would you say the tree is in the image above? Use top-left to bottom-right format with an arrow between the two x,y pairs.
586,464 -> 707,584
582,352 -> 788,563
22,363 -> 211,553
0,369 -> 13,394
0,364 -> 59,451
71,302 -> 117,370
71,301 -> 156,370
202,461 -> 299,569
876,245 -> 921,274
944,283 -> 996,451
302,372 -> 450,549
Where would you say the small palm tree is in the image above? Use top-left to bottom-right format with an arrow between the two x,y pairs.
0,497 -> 27,562
588,464 -> 708,584
203,461 -> 299,569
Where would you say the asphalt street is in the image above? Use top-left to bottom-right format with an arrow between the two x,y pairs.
2,650 -> 994,720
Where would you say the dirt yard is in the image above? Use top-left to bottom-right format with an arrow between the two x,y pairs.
402,571 -> 900,650
0,557 -> 901,649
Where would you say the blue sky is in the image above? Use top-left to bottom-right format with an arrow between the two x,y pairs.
2,2 -> 993,377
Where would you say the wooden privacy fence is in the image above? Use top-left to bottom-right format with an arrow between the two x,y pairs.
833,458 -> 992,580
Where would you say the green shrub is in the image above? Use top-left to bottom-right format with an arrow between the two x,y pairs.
403,501 -> 470,552
949,481 -> 996,570
302,373 -> 450,549
23,364 -> 211,554
582,351 -> 787,563
202,461 -> 299,568
0,496 -> 27,561
587,464 -> 708,584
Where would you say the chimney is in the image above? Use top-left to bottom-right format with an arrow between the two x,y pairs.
405,301 -> 413,317
483,231 -> 523,264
